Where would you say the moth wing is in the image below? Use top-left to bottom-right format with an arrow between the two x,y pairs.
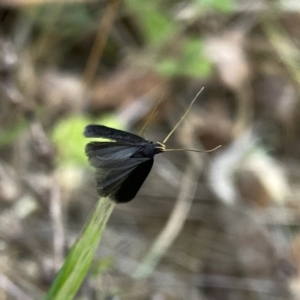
84,125 -> 146,144
85,142 -> 150,200
85,142 -> 142,167
113,159 -> 154,203
96,157 -> 149,198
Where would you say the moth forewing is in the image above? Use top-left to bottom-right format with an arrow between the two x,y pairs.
84,125 -> 146,144
85,142 -> 143,168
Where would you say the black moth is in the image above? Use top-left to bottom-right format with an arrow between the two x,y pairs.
84,89 -> 219,203
84,125 -> 165,203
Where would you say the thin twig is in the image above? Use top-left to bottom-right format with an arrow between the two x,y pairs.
0,273 -> 33,300
134,157 -> 202,278
49,178 -> 65,271
83,0 -> 120,87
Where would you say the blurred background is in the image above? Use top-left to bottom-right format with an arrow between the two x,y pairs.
0,0 -> 300,299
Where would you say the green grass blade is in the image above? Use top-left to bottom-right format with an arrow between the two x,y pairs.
45,196 -> 115,300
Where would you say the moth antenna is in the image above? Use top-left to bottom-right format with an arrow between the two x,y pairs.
139,93 -> 165,137
163,145 -> 221,153
162,87 -> 204,144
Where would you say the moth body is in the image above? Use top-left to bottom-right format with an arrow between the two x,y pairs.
84,125 -> 165,203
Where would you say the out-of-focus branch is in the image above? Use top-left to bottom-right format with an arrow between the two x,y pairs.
133,160 -> 202,279
83,0 -> 120,87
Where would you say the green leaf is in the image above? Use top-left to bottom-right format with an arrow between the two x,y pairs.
45,197 -> 115,300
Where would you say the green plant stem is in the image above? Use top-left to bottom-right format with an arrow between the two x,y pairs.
45,196 -> 115,300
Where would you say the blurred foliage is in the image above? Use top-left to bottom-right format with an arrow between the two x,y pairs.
125,0 -> 214,78
91,257 -> 115,276
25,3 -> 98,37
0,118 -> 29,147
2,0 -> 298,299
157,38 -> 212,77
197,0 -> 233,13
21,0 -> 224,77
125,0 -> 175,46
